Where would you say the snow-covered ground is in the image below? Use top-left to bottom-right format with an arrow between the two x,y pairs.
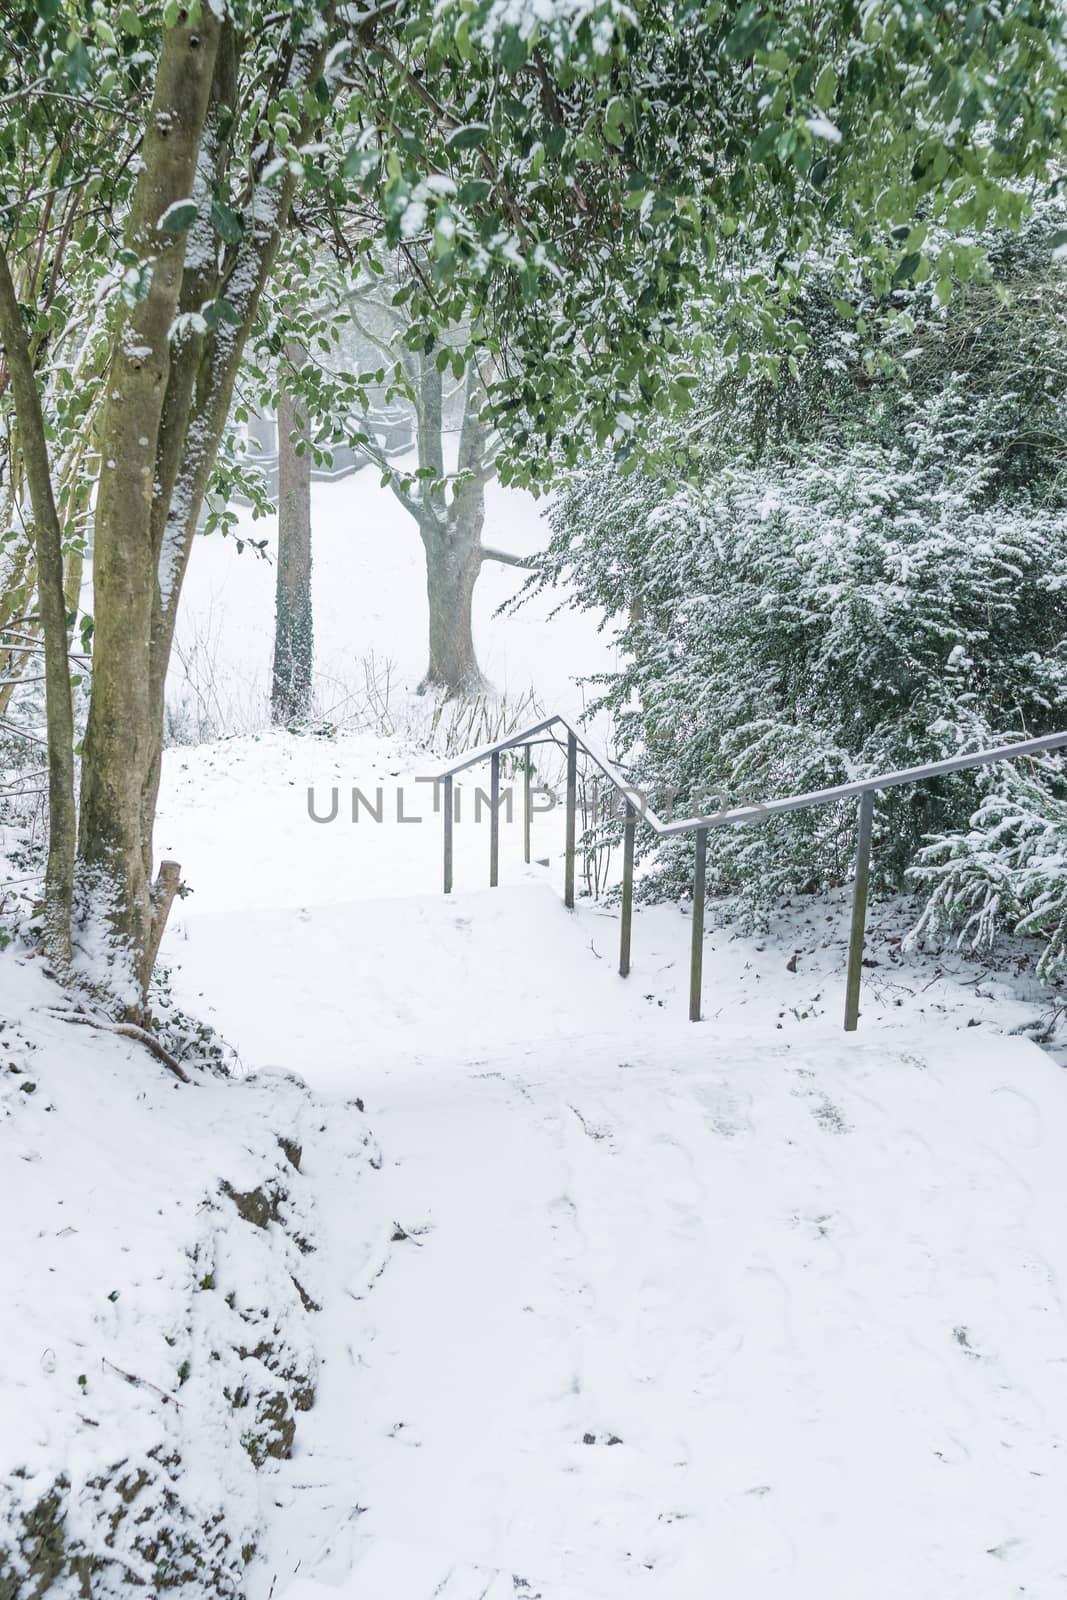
152,727 -> 1067,1599
0,951 -> 374,1595
156,728 -> 1062,1055
169,472 -> 615,741
7,473 -> 1067,1598
271,1026 -> 1067,1600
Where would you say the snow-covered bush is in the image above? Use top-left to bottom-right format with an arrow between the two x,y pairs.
911,757 -> 1067,981
536,210 -> 1067,961
561,412 -> 1067,908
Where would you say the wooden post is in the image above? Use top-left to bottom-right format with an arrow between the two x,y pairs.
564,729 -> 578,909
844,790 -> 875,1031
489,751 -> 500,888
689,827 -> 708,1022
443,775 -> 453,894
145,859 -> 181,981
619,800 -> 636,977
523,744 -> 532,865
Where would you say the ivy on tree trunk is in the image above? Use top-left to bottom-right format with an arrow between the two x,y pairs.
272,366 -> 314,726
0,243 -> 76,969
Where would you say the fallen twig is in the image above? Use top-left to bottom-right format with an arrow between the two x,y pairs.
102,1357 -> 182,1408
51,1009 -> 191,1083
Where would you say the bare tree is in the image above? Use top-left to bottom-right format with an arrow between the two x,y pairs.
346,279 -> 531,699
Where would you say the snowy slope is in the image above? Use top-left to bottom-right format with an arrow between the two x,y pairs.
0,953 -> 376,1598
14,379 -> 1064,1598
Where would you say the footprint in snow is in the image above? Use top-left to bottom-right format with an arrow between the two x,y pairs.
808,1094 -> 851,1134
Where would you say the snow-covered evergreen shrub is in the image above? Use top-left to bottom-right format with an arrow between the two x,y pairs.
911,758 -> 1067,981
537,209 -> 1067,952
562,409 -> 1067,908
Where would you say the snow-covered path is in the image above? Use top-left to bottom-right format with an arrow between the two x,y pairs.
270,1027 -> 1067,1600
150,732 -> 1067,1598
166,852 -> 1067,1597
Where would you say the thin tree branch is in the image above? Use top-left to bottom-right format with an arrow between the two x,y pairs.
50,1008 -> 192,1083
481,546 -> 537,568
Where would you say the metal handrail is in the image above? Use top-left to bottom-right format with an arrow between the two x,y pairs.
434,713 -> 1067,1032
661,727 -> 1067,833
435,711 -> 672,831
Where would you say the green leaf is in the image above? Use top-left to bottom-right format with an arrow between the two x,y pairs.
457,178 -> 492,206
343,146 -> 381,181
447,124 -> 489,152
499,29 -> 528,73
159,200 -> 198,235
202,299 -> 242,329
751,123 -> 781,162
210,201 -> 244,243
813,65 -> 836,112
60,41 -> 91,88
724,7 -> 772,60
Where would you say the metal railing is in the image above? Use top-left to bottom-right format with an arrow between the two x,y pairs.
435,714 -> 1067,1031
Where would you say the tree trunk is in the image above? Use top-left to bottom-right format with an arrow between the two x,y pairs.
136,30 -> 328,962
0,535 -> 34,718
74,12 -> 220,1014
1,12 -> 336,1021
415,361 -> 492,697
419,505 -> 486,698
0,243 -> 77,966
271,376 -> 313,725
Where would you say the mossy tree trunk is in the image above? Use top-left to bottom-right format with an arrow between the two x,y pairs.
271,359 -> 314,725
0,243 -> 76,967
74,13 -> 223,1010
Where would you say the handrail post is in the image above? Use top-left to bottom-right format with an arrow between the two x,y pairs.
689,826 -> 708,1021
564,729 -> 578,909
619,799 -> 636,976
844,790 -> 875,1031
489,751 -> 500,888
523,744 -> 532,865
443,774 -> 453,894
